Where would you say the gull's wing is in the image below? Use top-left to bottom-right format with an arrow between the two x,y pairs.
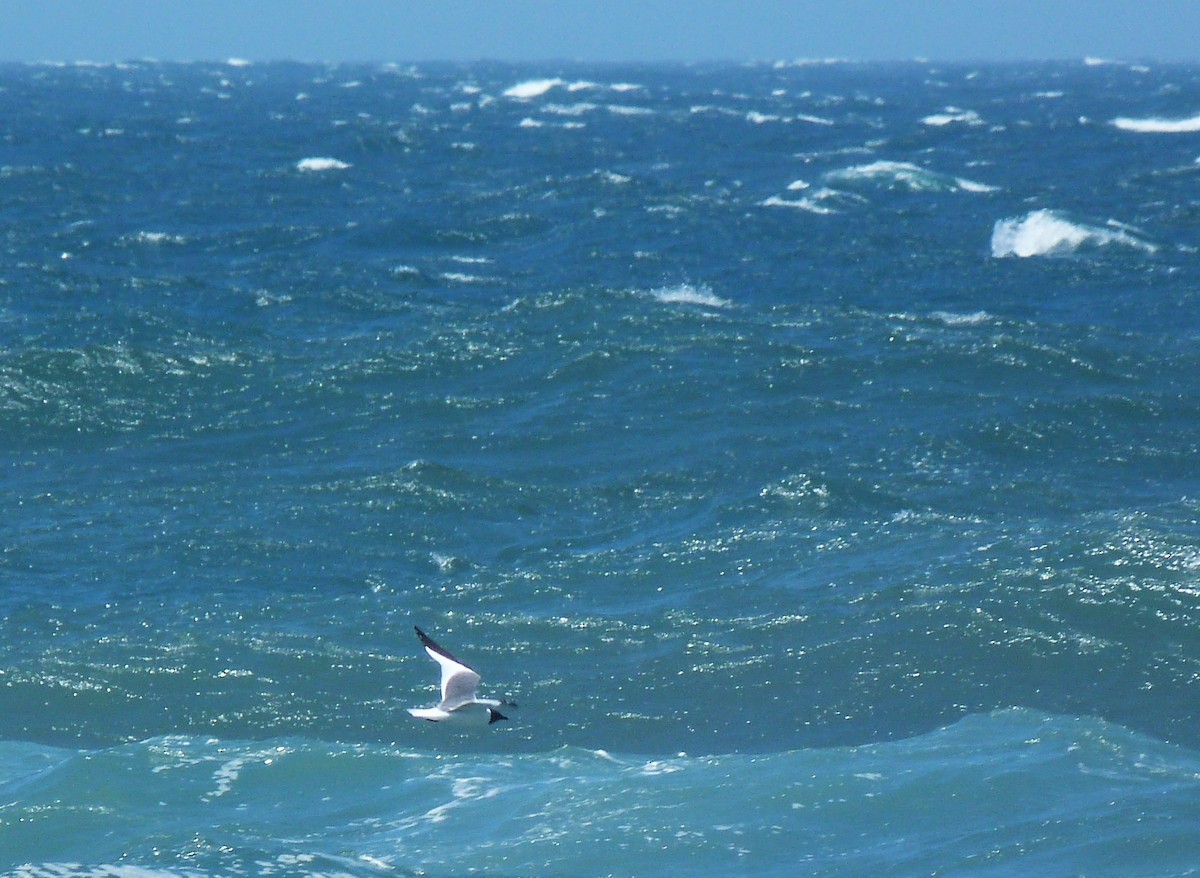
415,626 -> 481,710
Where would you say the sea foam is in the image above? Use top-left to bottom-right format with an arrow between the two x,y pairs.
827,160 -> 997,193
922,106 -> 983,126
503,78 -> 565,99
990,209 -> 1157,257
295,157 -> 350,172
1111,114 -> 1200,133
649,284 -> 730,308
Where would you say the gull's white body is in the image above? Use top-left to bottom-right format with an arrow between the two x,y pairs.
407,626 -> 513,726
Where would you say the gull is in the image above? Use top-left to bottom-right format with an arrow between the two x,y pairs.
407,626 -> 515,726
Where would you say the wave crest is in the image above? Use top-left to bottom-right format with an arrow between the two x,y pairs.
991,209 -> 1157,258
1111,114 -> 1200,133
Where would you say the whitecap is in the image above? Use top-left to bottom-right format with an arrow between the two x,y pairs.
295,157 -> 350,172
1111,114 -> 1200,133
990,209 -> 1157,258
761,186 -> 864,215
607,104 -> 654,116
543,102 -> 598,116
827,160 -> 996,193
440,272 -> 493,284
931,310 -> 991,326
921,106 -> 983,126
503,78 -> 564,99
125,231 -> 186,245
649,284 -> 730,308
747,111 -> 781,124
760,194 -> 836,215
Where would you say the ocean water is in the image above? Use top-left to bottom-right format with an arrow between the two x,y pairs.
2,58 -> 1200,876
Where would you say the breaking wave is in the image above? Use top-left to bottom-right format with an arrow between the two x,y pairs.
990,209 -> 1157,258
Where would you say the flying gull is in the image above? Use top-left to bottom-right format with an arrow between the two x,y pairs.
408,626 -> 515,726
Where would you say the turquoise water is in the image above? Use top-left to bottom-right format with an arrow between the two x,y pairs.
2,59 -> 1200,875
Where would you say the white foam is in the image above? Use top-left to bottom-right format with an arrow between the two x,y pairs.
125,231 -> 186,245
746,111 -> 780,124
746,110 -> 833,126
954,176 -> 999,194
503,78 -> 564,99
544,102 -> 598,116
990,209 -> 1158,258
606,104 -> 654,116
762,185 -> 866,215
760,194 -> 835,215
439,272 -> 492,284
207,757 -> 246,799
1111,114 -> 1200,133
827,160 -> 996,193
10,866 -> 202,878
649,284 -> 730,308
295,157 -> 350,172
922,106 -> 983,126
931,310 -> 991,326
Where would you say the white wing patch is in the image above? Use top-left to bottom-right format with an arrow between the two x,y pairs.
427,645 -> 481,710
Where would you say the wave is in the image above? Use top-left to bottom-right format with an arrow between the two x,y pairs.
760,190 -> 855,215
120,231 -> 187,246
930,309 -> 992,326
921,106 -> 983,126
503,78 -> 566,99
991,209 -> 1157,257
648,284 -> 730,308
1111,113 -> 1200,133
746,110 -> 835,126
825,160 -> 997,193
2,710 -> 1197,878
294,157 -> 350,172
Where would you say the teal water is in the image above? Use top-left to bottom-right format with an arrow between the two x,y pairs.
2,60 -> 1200,875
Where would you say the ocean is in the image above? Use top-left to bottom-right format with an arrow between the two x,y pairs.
2,58 -> 1199,876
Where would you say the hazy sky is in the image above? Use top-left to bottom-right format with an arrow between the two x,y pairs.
3,0 -> 1198,64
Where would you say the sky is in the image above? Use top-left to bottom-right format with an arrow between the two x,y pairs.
2,0 -> 1199,65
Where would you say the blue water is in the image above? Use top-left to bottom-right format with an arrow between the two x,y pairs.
2,59 -> 1200,876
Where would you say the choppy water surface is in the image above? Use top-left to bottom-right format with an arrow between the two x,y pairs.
2,59 -> 1200,876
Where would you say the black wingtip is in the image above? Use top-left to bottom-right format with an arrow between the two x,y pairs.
488,709 -> 509,725
414,626 -> 438,650
414,626 -> 471,669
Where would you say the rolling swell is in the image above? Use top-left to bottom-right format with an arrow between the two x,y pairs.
2,710 -> 1197,878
